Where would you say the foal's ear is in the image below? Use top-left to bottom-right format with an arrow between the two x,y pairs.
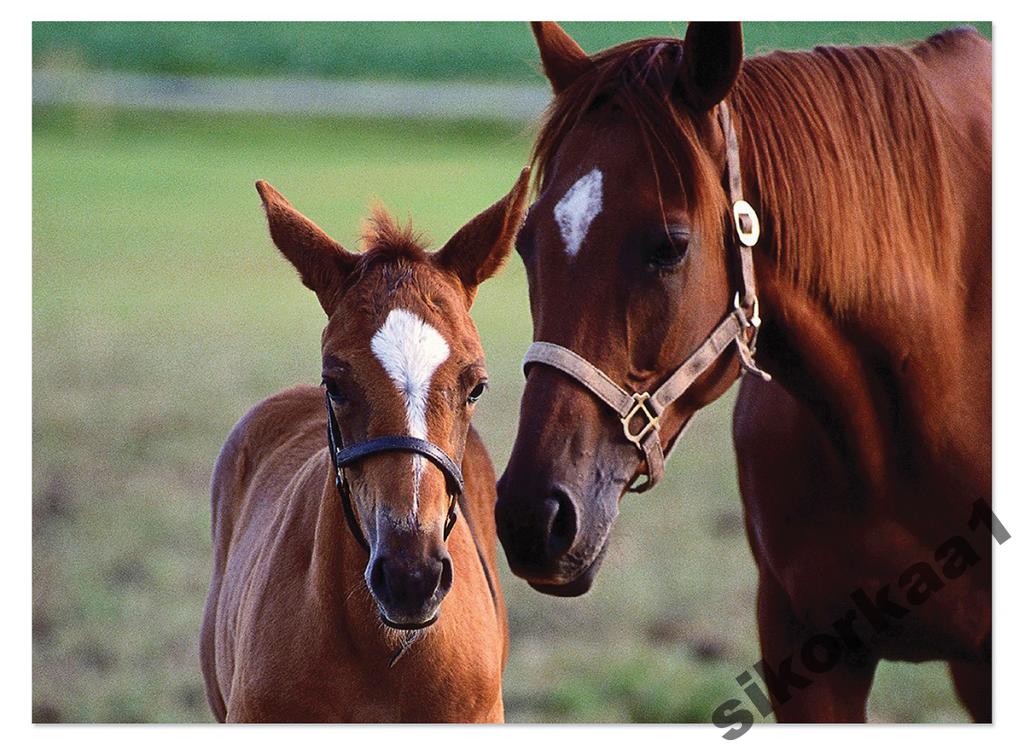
678,22 -> 744,112
531,22 -> 593,94
433,168 -> 531,304
255,180 -> 357,313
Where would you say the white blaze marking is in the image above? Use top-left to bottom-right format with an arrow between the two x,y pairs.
553,168 -> 603,258
370,308 -> 450,518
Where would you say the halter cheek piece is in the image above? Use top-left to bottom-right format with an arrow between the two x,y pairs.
522,102 -> 772,492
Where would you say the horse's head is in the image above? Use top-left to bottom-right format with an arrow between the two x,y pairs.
496,22 -> 751,595
257,170 -> 529,628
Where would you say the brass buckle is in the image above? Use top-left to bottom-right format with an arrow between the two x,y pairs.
621,392 -> 659,448
732,199 -> 760,247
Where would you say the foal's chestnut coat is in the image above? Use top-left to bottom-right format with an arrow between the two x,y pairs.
200,171 -> 529,722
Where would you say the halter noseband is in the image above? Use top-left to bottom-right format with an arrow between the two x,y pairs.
522,101 -> 771,492
324,391 -> 463,553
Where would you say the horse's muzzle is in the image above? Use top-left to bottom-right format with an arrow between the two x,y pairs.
495,471 -> 616,595
527,541 -> 609,597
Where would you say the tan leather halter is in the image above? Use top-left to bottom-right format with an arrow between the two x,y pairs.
522,102 -> 771,492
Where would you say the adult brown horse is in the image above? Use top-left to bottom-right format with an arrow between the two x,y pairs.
496,22 -> 991,723
200,169 -> 530,721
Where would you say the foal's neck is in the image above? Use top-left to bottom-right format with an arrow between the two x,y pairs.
306,473 -> 401,661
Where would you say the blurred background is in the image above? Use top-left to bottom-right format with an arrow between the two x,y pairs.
32,21 -> 991,723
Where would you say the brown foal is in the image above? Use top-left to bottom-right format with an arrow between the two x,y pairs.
496,22 -> 991,722
200,169 -> 529,722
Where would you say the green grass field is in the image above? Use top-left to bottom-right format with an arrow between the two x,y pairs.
32,21 -> 987,724
33,21 -> 989,82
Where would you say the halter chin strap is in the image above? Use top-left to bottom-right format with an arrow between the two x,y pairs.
522,101 -> 771,492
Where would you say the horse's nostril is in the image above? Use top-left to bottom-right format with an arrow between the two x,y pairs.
369,556 -> 389,601
543,490 -> 578,561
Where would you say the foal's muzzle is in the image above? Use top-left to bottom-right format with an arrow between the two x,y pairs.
367,536 -> 454,628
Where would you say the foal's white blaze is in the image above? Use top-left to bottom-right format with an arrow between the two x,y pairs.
554,168 -> 603,258
370,308 -> 450,519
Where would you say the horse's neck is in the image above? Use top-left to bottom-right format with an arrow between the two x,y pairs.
753,259 -> 988,501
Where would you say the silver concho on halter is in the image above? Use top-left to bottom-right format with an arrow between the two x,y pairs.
732,199 -> 760,247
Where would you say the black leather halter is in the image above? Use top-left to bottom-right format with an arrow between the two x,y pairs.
323,390 -> 497,622
325,390 -> 463,552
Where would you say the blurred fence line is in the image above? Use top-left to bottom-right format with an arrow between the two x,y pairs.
32,69 -> 550,122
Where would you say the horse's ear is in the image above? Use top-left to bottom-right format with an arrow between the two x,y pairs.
255,180 -> 357,313
678,22 -> 744,112
531,22 -> 593,94
433,167 -> 531,304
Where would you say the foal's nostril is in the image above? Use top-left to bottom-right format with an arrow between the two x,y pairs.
369,553 -> 450,612
543,490 -> 578,561
437,556 -> 453,598
369,556 -> 389,601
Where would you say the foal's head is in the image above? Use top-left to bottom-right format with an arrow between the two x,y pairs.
257,170 -> 528,628
497,23 -> 747,594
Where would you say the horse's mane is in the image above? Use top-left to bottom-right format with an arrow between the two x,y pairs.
532,35 -> 963,314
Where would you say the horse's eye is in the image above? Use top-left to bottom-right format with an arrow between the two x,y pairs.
647,231 -> 690,270
467,381 -> 487,405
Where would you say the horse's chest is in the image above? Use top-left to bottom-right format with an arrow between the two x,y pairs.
755,499 -> 992,661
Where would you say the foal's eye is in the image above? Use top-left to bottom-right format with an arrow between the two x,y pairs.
321,377 -> 347,403
467,381 -> 487,405
647,230 -> 690,270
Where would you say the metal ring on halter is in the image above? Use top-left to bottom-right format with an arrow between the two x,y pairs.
734,292 -> 761,328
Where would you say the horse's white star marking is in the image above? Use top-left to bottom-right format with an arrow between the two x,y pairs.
554,168 -> 604,258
